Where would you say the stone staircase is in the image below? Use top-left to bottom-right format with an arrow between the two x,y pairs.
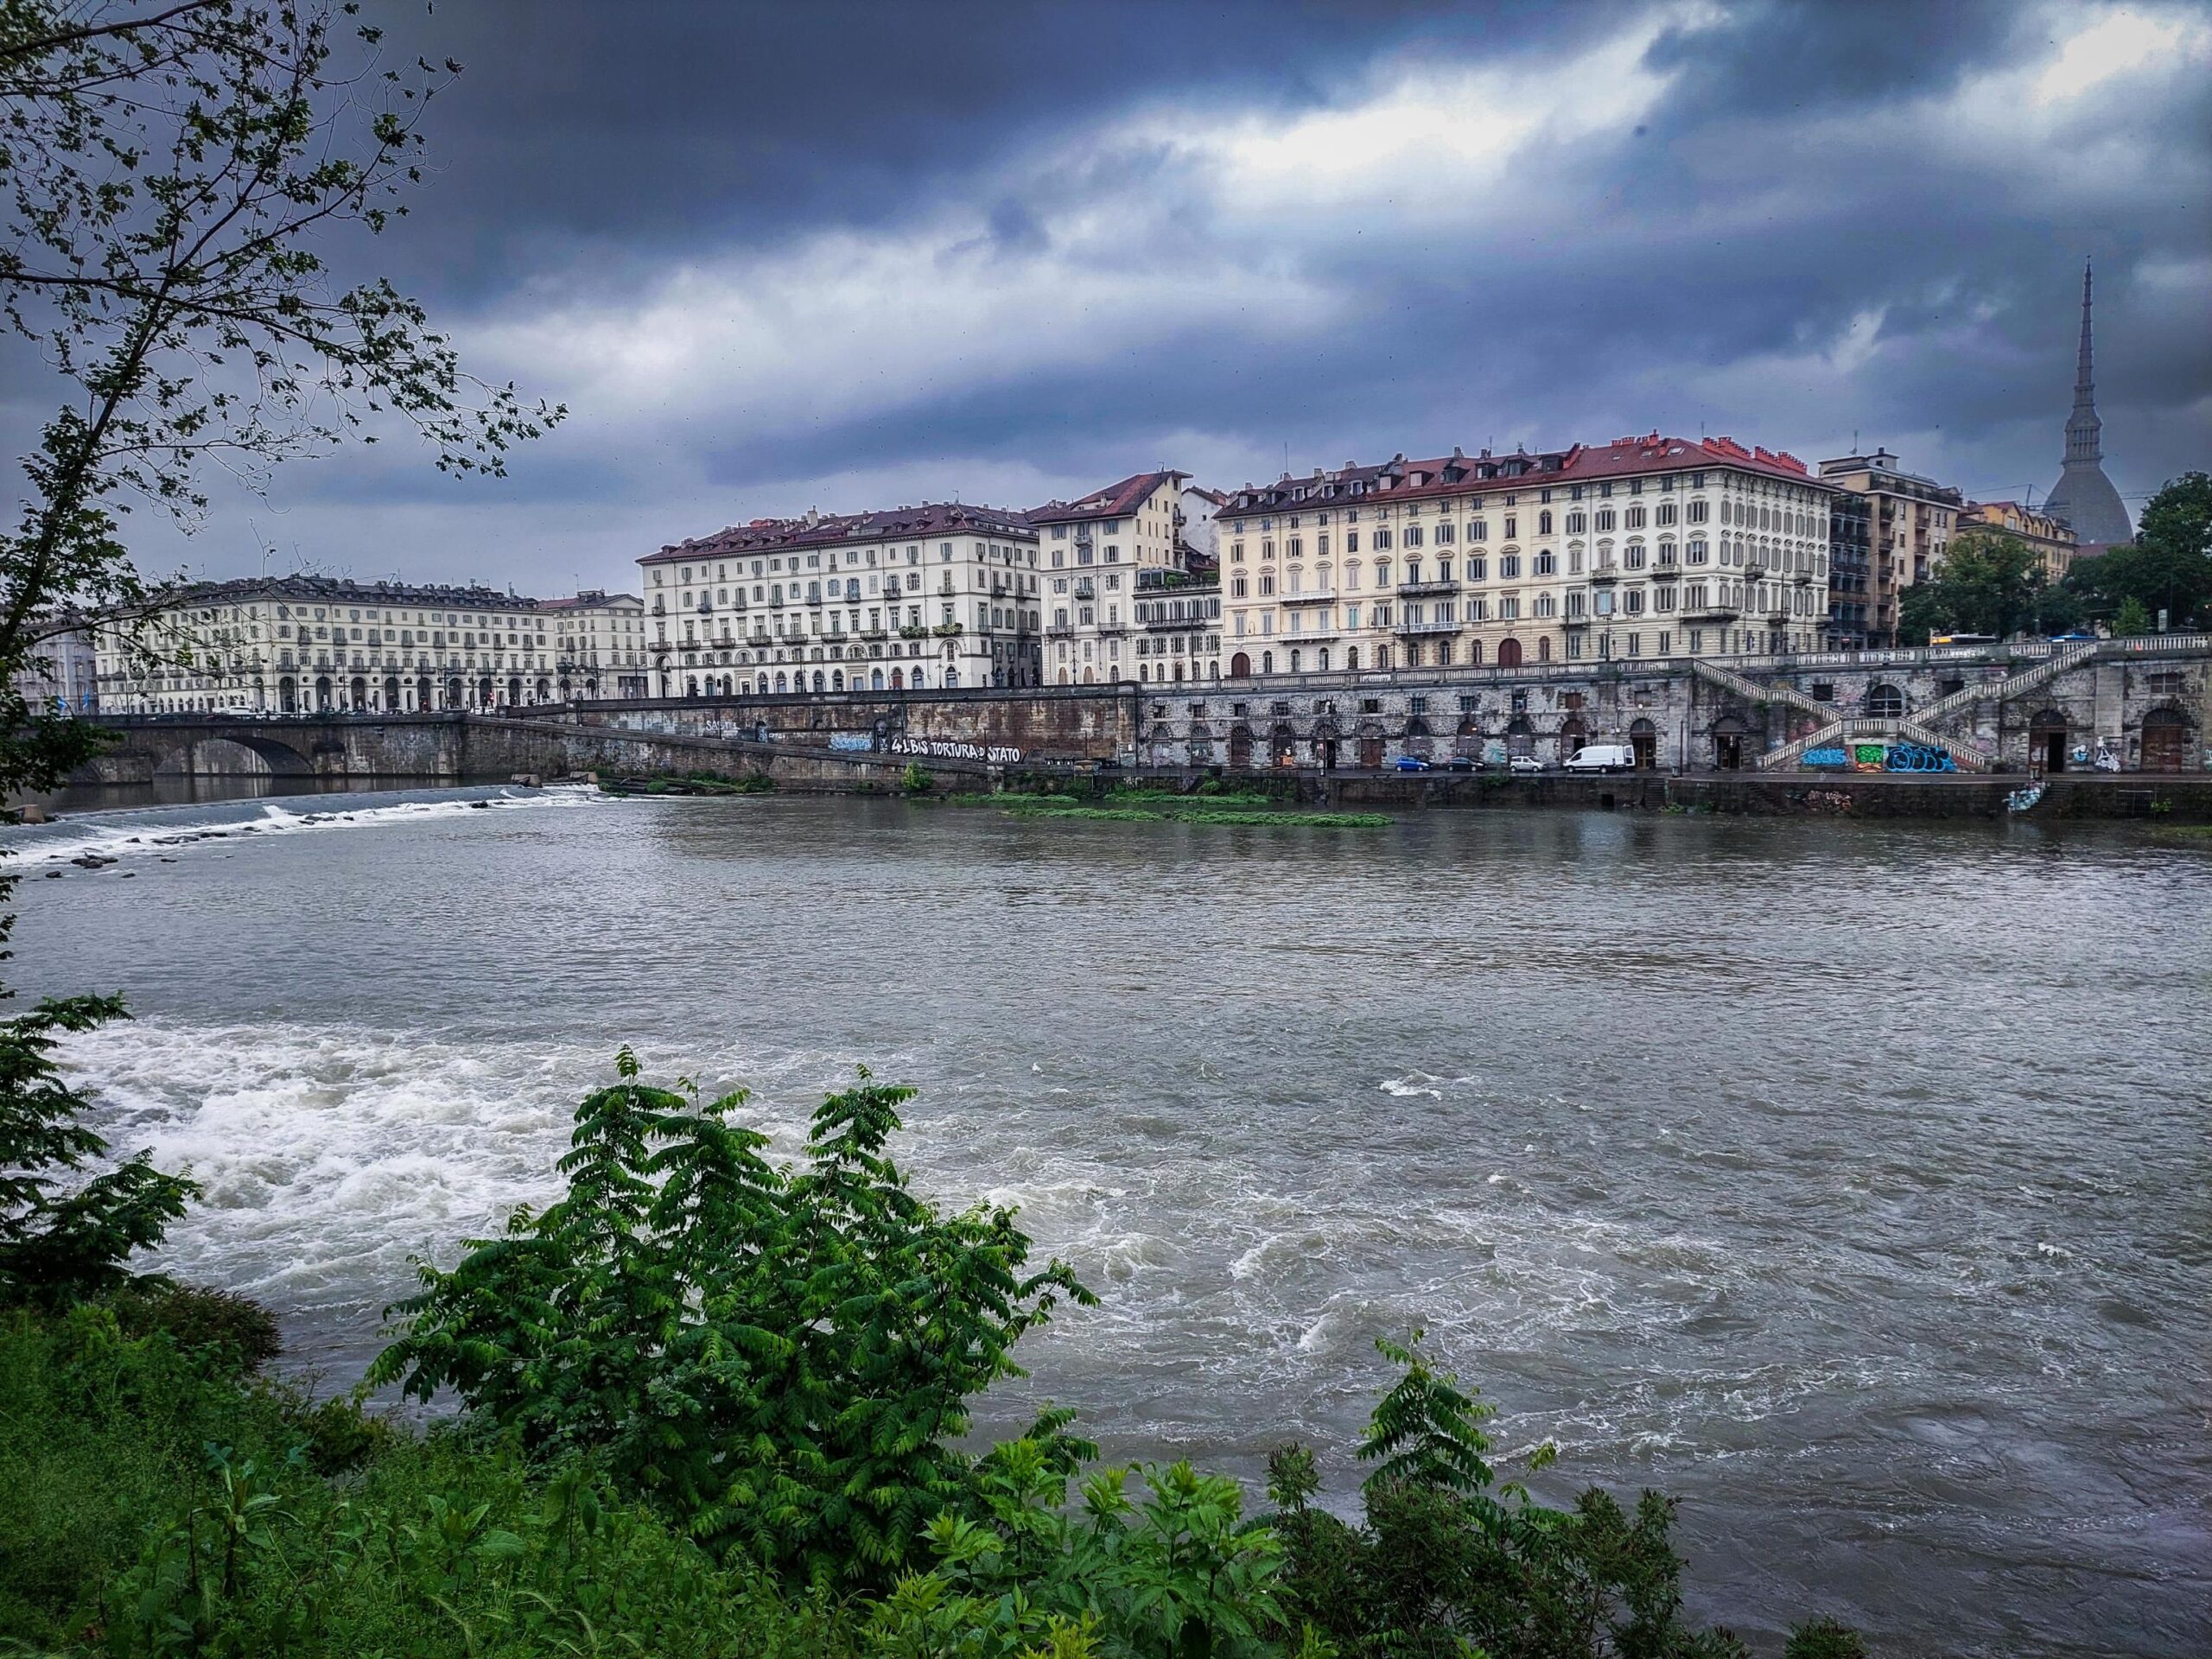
1691,658 -> 1830,717
1758,715 -> 1992,772
1748,642 -> 2102,772
1910,641 -> 2101,726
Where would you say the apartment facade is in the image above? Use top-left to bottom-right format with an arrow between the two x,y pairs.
90,576 -> 565,715
1816,449 -> 1961,649
12,623 -> 98,714
1029,471 -> 1225,685
1216,435 -> 1834,679
541,590 -> 651,701
640,502 -> 1042,697
1961,500 -> 2080,582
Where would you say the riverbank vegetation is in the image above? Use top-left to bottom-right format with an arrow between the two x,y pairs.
2,1045 -> 1871,1657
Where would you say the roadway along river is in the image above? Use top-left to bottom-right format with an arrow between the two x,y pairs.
5,785 -> 2207,1656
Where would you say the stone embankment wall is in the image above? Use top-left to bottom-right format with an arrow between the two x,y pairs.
67,639 -> 2209,817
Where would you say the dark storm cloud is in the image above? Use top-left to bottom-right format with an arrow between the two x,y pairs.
124,1 -> 2212,590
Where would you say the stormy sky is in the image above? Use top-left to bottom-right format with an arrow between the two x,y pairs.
54,1 -> 2212,594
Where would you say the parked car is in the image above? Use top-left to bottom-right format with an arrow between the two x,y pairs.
1443,755 -> 1477,772
1564,742 -> 1637,773
1508,754 -> 1544,775
1392,755 -> 1432,772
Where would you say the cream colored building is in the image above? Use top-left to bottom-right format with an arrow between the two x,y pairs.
91,576 -> 574,714
1815,449 -> 1961,648
541,590 -> 650,701
1030,471 -> 1224,685
1217,435 -> 1834,677
640,501 -> 1041,696
1961,500 -> 2080,582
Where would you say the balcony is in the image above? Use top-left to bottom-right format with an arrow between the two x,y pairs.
1587,564 -> 1620,584
1396,578 -> 1457,598
1682,599 -> 1741,620
1072,580 -> 1097,600
1394,614 -> 1461,637
1046,623 -> 1072,638
1281,589 -> 1338,607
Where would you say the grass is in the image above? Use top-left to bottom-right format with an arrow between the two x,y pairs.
0,1300 -> 845,1657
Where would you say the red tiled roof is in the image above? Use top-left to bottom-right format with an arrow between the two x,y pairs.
639,500 -> 1035,565
1214,435 -> 1827,519
1026,470 -> 1186,525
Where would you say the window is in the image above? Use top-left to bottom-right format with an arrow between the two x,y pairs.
1535,511 -> 1550,536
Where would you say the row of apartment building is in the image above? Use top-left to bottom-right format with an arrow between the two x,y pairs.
39,431 -> 2084,715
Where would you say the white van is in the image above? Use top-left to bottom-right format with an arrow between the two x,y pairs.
1563,742 -> 1637,773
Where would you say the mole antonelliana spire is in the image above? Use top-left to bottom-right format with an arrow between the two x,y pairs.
2041,258 -> 2133,550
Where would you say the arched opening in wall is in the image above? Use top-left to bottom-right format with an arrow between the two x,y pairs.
382,675 -> 399,711
314,676 -> 332,712
415,676 -> 432,712
279,677 -> 298,715
811,671 -> 826,692
1559,715 -> 1588,760
870,669 -> 885,690
1465,641 -> 1483,665
166,735 -> 283,779
1713,713 -> 1746,770
774,672 -> 789,693
943,669 -> 958,689
1316,649 -> 1330,673
445,676 -> 463,710
1404,715 -> 1433,760
1260,651 -> 1274,675
1497,638 -> 1523,668
1081,667 -> 1094,684
912,668 -> 929,690
889,668 -> 903,690
2030,708 -> 2069,773
2141,706 -> 2190,772
535,677 -> 551,703
348,675 -> 366,710
505,676 -> 523,706
1867,683 -> 1904,718
1506,715 -> 1535,759
1345,647 -> 1360,671
1228,725 -> 1255,769
1057,668 -> 1070,684
686,676 -> 699,697
1537,637 -> 1552,663
1630,716 -> 1658,770
1269,722 -> 1297,766
831,670 -> 845,691
1357,728 -> 1384,768
477,676 -> 494,709
1230,651 -> 1251,678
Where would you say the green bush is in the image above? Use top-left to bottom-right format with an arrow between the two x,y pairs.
104,1282 -> 282,1375
372,1054 -> 1095,1592
902,762 -> 934,792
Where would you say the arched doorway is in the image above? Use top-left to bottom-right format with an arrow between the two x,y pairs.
1357,728 -> 1384,768
1559,715 -> 1588,760
1713,714 -> 1746,770
1228,725 -> 1255,769
314,675 -> 332,712
1506,715 -> 1535,759
476,676 -> 494,709
535,677 -> 551,703
2141,707 -> 2190,772
445,676 -> 463,710
382,674 -> 400,711
1536,637 -> 1552,663
279,677 -> 297,715
2029,708 -> 2069,773
1269,722 -> 1297,767
1497,638 -> 1523,668
1313,722 -> 1339,770
416,675 -> 432,712
348,675 -> 367,710
1867,683 -> 1904,718
506,676 -> 523,706
1230,651 -> 1251,678
1630,717 -> 1657,770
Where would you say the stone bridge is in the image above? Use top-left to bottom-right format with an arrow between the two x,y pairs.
69,710 -> 1018,788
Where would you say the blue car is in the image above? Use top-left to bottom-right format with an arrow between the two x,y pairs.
1393,755 -> 1432,772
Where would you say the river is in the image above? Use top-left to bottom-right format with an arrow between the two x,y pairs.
4,783 -> 2206,1656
